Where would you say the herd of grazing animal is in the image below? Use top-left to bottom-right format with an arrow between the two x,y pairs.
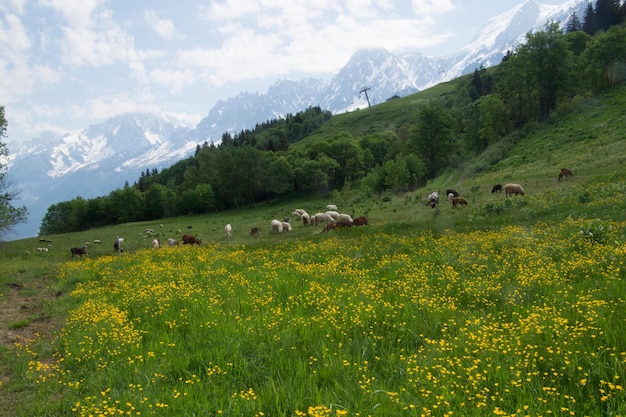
423,167 -> 573,209
57,168 -> 573,257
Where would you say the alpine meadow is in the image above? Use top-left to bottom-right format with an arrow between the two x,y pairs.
2,20 -> 626,417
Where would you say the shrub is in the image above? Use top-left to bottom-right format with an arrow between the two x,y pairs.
580,219 -> 612,244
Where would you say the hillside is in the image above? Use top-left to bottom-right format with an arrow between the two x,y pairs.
3,81 -> 626,252
1,83 -> 626,417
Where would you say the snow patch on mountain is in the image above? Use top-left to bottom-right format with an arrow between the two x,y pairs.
5,0 -> 589,239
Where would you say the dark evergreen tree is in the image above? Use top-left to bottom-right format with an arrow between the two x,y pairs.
595,0 -> 622,31
410,100 -> 455,179
583,3 -> 598,35
566,12 -> 582,33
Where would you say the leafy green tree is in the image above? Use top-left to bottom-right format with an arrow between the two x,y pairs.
194,183 -> 216,213
581,25 -> 626,90
410,100 -> 455,179
294,160 -> 329,191
67,197 -> 88,231
315,153 -> 341,188
359,133 -> 391,168
40,201 -> 73,235
497,23 -> 571,123
477,94 -> 510,148
267,155 -> 295,195
519,22 -> 572,121
382,159 -> 410,193
110,187 -> 143,223
328,133 -> 365,186
143,184 -> 166,220
403,154 -> 427,189
0,106 -> 27,237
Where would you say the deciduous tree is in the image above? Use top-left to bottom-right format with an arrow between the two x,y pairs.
0,106 -> 28,237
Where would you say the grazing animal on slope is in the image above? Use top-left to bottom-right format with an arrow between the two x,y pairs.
445,189 -> 459,198
353,216 -> 369,226
451,196 -> 468,208
151,239 -> 160,249
70,246 -> 88,257
426,192 -> 439,208
114,236 -> 124,252
504,183 -> 525,197
182,234 -> 202,245
271,219 -> 283,233
250,227 -> 260,237
491,184 -> 502,193
225,223 -> 232,237
558,168 -> 573,182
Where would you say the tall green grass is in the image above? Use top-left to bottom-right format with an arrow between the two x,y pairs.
11,193 -> 626,416
3,78 -> 626,417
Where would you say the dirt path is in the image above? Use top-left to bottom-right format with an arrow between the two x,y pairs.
0,277 -> 61,348
0,273 -> 64,415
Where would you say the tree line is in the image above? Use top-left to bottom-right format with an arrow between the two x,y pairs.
38,11 -> 626,235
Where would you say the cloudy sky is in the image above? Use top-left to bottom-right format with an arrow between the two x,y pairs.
1,0 -> 569,144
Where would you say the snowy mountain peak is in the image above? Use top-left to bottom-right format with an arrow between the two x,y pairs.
6,0 -> 590,239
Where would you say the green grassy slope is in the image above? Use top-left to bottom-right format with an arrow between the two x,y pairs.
1,81 -> 626,417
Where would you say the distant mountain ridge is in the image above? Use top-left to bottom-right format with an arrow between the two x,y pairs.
5,0 -> 587,239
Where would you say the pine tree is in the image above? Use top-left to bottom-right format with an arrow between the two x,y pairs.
583,3 -> 598,35
566,13 -> 582,33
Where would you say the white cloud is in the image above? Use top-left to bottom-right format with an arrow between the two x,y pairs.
412,0 -> 455,15
4,0 -> 480,142
37,0 -> 136,68
37,0 -> 108,28
0,0 -> 27,14
179,1 -> 451,85
144,9 -> 179,40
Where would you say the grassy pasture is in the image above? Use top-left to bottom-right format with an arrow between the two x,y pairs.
1,85 -> 626,416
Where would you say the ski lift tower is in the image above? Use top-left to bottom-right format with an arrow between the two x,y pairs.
360,86 -> 373,115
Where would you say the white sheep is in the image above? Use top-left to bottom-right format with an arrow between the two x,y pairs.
337,213 -> 353,227
325,210 -> 340,220
167,238 -> 179,246
427,192 -> 439,208
151,239 -> 160,249
271,219 -> 283,233
292,209 -> 306,217
281,221 -> 292,232
301,212 -> 310,226
114,236 -> 124,252
312,212 -> 325,224
326,204 -> 338,211
225,223 -> 232,237
505,183 -> 525,197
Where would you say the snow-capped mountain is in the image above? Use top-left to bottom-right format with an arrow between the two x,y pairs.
7,114 -> 196,238
437,0 -> 588,80
5,0 -> 587,239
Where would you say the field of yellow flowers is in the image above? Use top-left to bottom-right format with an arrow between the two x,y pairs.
14,210 -> 626,416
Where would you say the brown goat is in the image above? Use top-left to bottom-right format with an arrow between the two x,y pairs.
451,196 -> 468,208
558,168 -> 573,182
182,234 -> 202,245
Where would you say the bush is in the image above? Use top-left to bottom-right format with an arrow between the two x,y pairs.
580,219 -> 612,244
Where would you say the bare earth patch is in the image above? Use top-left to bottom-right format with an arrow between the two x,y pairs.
0,279 -> 61,348
0,275 -> 64,415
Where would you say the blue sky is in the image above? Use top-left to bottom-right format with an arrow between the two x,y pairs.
0,0 -> 571,144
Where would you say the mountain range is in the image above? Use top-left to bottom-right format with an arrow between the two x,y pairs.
5,0 -> 587,239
